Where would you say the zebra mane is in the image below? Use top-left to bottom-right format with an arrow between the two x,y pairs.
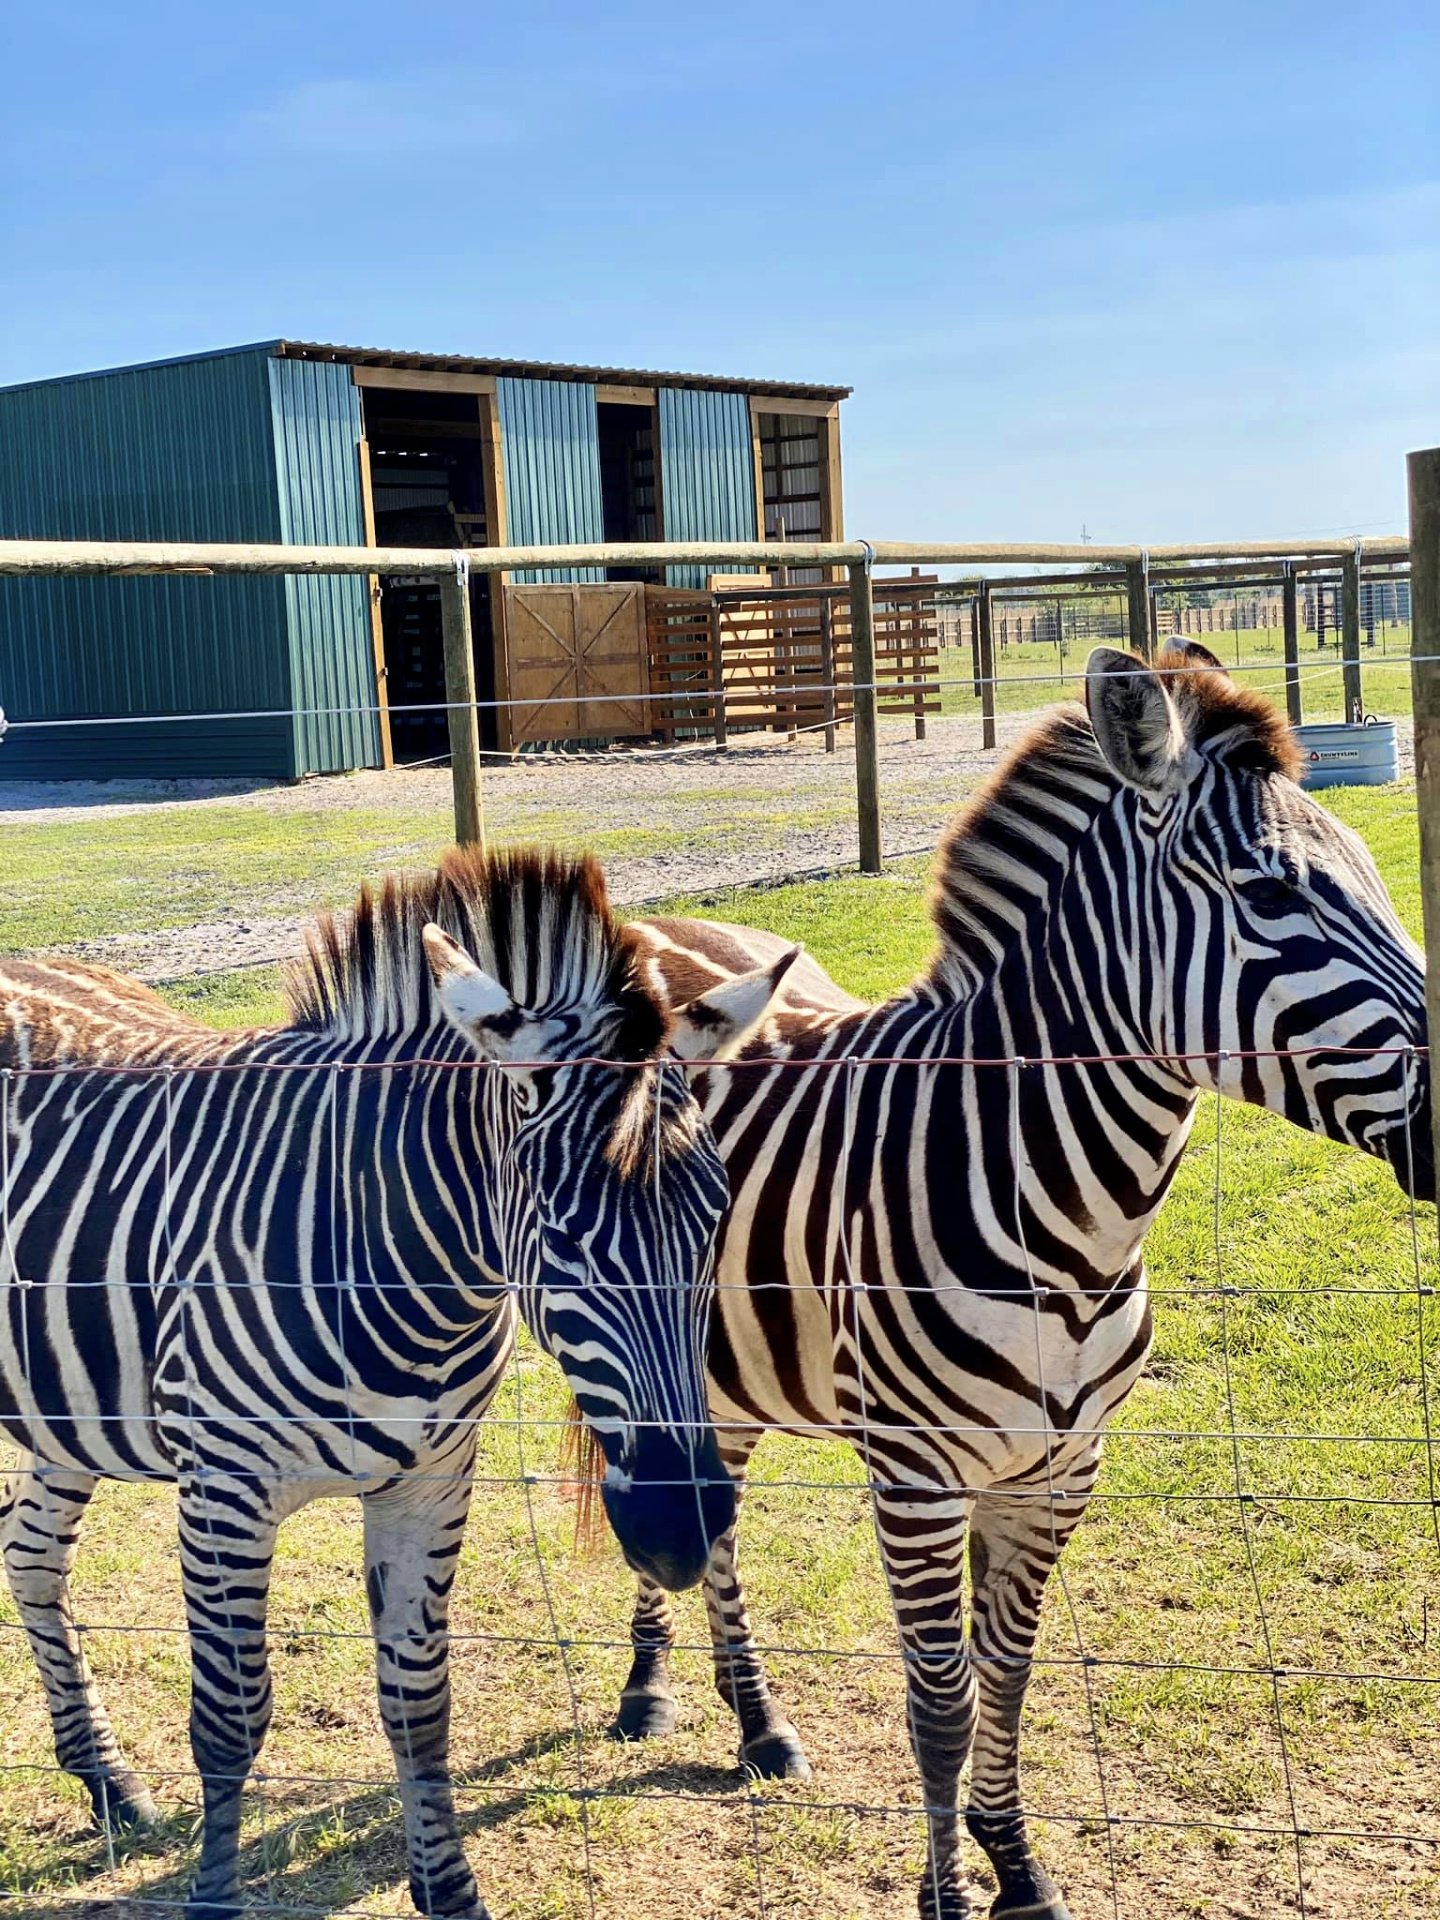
928,653 -> 1300,991
285,846 -> 669,1055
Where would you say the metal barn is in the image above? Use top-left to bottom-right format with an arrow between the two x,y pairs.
0,341 -> 849,778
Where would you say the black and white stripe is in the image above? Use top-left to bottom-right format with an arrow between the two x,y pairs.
0,847 -> 790,1920
608,647 -> 1432,1920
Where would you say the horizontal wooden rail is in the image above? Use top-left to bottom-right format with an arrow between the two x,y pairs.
0,535 -> 1412,578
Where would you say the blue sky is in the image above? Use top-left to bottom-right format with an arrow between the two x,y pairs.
3,0 -> 1436,543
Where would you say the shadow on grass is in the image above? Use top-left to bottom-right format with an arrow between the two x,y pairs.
14,1725 -> 750,1920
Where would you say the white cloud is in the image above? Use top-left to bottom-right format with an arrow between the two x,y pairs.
247,76 -> 522,156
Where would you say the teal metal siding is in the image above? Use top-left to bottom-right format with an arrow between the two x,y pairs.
267,358 -> 381,775
0,347 -> 293,778
497,377 -> 605,582
658,388 -> 758,588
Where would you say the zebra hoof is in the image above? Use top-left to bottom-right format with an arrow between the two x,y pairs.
184,1897 -> 242,1920
739,1728 -> 812,1782
86,1772 -> 158,1832
610,1691 -> 678,1741
991,1893 -> 1071,1920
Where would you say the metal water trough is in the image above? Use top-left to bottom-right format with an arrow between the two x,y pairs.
1295,718 -> 1399,790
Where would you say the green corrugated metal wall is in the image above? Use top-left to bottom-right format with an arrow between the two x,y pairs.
497,377 -> 606,582
657,388 -> 759,588
0,346 -> 296,777
0,346 -> 384,780
268,357 -> 380,775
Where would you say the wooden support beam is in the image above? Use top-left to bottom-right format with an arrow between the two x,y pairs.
355,434 -> 393,769
977,581 -> 997,750
352,366 -> 496,394
751,395 -> 840,419
849,560 -> 882,875
1282,562 -> 1302,727
439,567 -> 485,849
709,598 -> 728,749
818,594 -> 838,752
595,384 -> 656,407
1341,546 -> 1364,720
1406,447 -> 1440,1217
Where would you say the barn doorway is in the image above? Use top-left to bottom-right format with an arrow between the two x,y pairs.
596,401 -> 659,582
362,386 -> 498,763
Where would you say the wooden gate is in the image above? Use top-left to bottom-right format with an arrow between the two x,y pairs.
501,584 -> 651,747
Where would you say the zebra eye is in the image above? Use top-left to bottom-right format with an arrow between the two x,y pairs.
1239,874 -> 1297,912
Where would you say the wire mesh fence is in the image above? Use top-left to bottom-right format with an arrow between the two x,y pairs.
2,1053 -> 1438,1917
2,529 -> 1439,1919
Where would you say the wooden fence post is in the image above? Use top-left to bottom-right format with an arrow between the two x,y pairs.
1407,448 -> 1440,1211
977,580 -> 997,751
849,557 -> 883,875
969,593 -> 982,698
1126,557 -> 1153,660
439,559 -> 486,848
709,596 -> 728,750
1281,561 -> 1302,727
910,568 -> 927,742
819,593 -> 837,753
1342,546 -> 1363,721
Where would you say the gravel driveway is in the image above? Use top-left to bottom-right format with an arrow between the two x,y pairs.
2,713 -> 1037,981
4,706 -> 1414,984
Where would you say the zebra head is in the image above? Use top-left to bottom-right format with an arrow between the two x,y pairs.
422,896 -> 796,1591
1086,643 -> 1432,1198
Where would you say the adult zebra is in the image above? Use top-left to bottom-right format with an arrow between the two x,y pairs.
591,647 -> 1434,1920
0,846 -> 794,1920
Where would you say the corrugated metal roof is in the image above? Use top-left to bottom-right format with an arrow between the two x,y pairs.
1,339 -> 850,403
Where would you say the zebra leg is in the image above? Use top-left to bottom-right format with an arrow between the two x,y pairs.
963,1471 -> 1099,1920
1,1456 -> 157,1831
611,1575 -> 679,1741
702,1432 -> 810,1780
363,1465 -> 487,1920
178,1473 -> 282,1920
872,1478 -> 979,1920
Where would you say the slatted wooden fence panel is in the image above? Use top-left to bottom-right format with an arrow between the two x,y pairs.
645,580 -> 940,741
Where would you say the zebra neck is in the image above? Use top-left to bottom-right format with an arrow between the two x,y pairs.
226,1018 -> 508,1329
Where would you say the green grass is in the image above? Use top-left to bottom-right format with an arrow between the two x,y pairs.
4,781 -> 1438,1918
0,789 -> 888,956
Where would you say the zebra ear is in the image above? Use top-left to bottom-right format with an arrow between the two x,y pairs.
670,946 -> 802,1063
421,924 -> 531,1060
1085,647 -> 1192,794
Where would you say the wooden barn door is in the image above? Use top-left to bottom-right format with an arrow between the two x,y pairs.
502,584 -> 651,746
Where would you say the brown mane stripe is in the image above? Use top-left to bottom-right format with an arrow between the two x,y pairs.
928,648 -> 1302,986
286,844 -> 670,1059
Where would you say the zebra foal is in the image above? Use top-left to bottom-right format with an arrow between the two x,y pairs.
0,846 -> 793,1920
585,645 -> 1433,1920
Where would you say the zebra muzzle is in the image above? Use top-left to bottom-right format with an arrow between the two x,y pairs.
600,1429 -> 736,1592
